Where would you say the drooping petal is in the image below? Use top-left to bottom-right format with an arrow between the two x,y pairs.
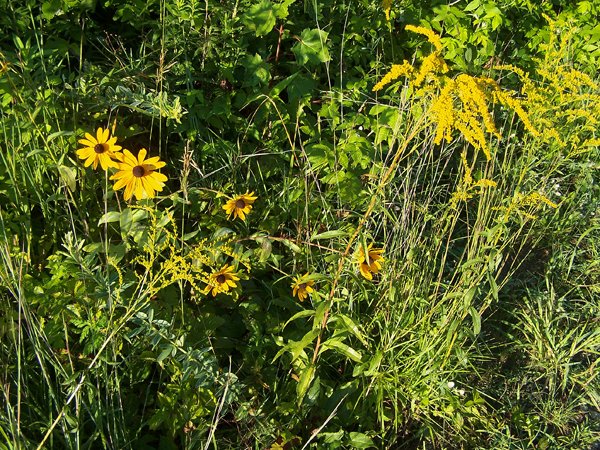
144,174 -> 164,192
84,155 -> 96,167
123,178 -> 135,200
134,178 -> 144,200
99,154 -> 109,171
140,177 -> 155,198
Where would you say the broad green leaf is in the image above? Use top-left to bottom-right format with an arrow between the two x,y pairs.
348,432 -> 375,448
58,165 -> 76,192
292,29 -> 330,66
98,211 -> 121,225
242,1 -> 276,37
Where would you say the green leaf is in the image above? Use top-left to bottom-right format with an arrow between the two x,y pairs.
58,165 -> 76,192
292,29 -> 330,66
320,338 -> 362,362
98,211 -> 121,225
311,229 -> 348,240
273,0 -> 295,19
242,54 -> 271,87
284,309 -> 315,329
347,432 -> 375,448
273,329 -> 318,363
469,307 -> 481,335
335,314 -> 368,347
296,363 -> 316,405
242,1 -> 276,37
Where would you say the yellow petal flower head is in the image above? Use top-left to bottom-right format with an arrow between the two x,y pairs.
110,149 -> 167,201
222,191 -> 258,221
356,244 -> 384,280
76,127 -> 122,170
202,264 -> 240,297
291,273 -> 315,302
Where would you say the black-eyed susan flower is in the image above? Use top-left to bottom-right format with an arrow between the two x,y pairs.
222,191 -> 258,221
356,244 -> 384,280
291,273 -> 315,302
202,264 -> 240,297
76,127 -> 122,170
110,149 -> 167,201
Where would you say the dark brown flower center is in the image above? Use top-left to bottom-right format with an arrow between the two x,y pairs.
299,283 -> 307,290
235,199 -> 246,209
94,143 -> 106,154
132,165 -> 145,177
216,274 -> 226,284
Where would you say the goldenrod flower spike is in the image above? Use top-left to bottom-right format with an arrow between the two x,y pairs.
202,264 -> 240,297
291,273 -> 316,302
110,149 -> 167,201
76,127 -> 122,170
223,191 -> 258,221
405,24 -> 443,52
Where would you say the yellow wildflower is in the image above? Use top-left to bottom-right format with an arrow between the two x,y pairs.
291,273 -> 315,302
223,192 -> 258,221
405,24 -> 443,52
382,0 -> 392,21
202,264 -> 240,297
76,127 -> 122,170
356,244 -> 384,280
110,149 -> 167,201
373,61 -> 413,92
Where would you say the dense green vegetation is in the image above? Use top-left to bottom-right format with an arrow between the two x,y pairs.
1,0 -> 599,448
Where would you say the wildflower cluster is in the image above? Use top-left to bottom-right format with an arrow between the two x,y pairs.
76,126 -> 167,201
373,25 -> 539,160
494,16 -> 600,152
290,242 -> 385,303
132,207 -> 250,299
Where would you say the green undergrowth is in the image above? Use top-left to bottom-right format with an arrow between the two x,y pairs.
0,0 -> 598,449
